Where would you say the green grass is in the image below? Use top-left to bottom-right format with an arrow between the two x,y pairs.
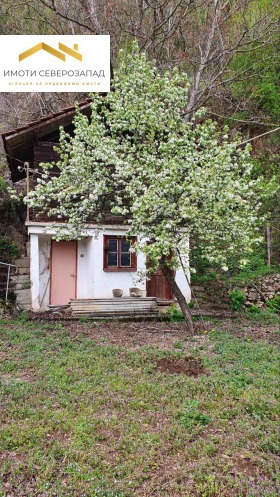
229,264 -> 280,286
245,307 -> 280,326
0,320 -> 279,496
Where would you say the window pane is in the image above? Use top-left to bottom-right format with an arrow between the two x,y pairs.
108,252 -> 118,266
121,239 -> 130,252
121,253 -> 131,267
108,239 -> 117,251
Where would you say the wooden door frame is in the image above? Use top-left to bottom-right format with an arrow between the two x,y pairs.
49,240 -> 78,305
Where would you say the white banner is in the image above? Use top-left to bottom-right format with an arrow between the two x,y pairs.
0,35 -> 110,92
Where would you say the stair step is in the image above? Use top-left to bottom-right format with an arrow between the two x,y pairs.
17,267 -> 30,275
15,257 -> 30,269
16,289 -> 32,305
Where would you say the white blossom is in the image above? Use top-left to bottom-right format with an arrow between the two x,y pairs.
25,44 -> 268,271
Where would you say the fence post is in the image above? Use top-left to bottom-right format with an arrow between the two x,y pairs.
26,161 -> 30,223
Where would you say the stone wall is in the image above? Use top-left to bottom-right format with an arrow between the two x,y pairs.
0,263 -> 16,300
11,255 -> 31,310
243,274 -> 280,308
191,273 -> 280,311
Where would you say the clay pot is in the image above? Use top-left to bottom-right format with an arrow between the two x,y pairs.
112,289 -> 123,298
129,287 -> 142,297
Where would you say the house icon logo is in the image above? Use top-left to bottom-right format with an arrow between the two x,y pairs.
19,42 -> 82,62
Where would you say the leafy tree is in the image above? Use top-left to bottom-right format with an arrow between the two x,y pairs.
2,0 -> 278,122
27,47 -> 267,331
229,42 -> 280,124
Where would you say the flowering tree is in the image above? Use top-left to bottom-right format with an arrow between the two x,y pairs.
27,47 -> 265,331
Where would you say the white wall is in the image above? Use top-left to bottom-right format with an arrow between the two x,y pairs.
175,239 -> 191,302
30,233 -> 40,311
77,237 -> 93,298
38,236 -> 51,309
175,267 -> 191,302
91,229 -> 146,298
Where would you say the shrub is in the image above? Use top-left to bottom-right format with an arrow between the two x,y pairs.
247,305 -> 261,315
0,237 -> 19,259
228,289 -> 246,311
18,311 -> 30,322
21,282 -> 30,289
267,295 -> 280,311
0,176 -> 7,192
164,304 -> 184,322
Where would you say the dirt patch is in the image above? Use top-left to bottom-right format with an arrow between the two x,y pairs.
156,356 -> 205,376
14,315 -> 280,350
230,452 -> 263,478
46,321 -> 196,351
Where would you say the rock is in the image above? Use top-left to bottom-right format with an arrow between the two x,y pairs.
16,289 -> 32,306
248,292 -> 257,299
0,300 -> 9,317
17,267 -> 30,275
15,282 -> 30,290
192,286 -> 205,292
15,257 -> 30,269
0,299 -> 15,317
10,275 -> 30,283
18,304 -> 32,311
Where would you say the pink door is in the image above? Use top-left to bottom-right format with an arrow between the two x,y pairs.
50,241 -> 77,305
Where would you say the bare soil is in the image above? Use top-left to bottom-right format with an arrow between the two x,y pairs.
156,356 -> 205,376
40,317 -> 280,350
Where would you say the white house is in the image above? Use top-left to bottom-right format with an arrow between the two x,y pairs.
27,224 -> 190,311
2,100 -> 191,312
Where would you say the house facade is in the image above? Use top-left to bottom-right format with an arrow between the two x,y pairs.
2,101 -> 191,311
28,225 -> 190,311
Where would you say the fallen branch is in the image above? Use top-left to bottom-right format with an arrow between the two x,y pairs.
252,284 -> 268,303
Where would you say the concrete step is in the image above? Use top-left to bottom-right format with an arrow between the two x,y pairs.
15,257 -> 30,269
16,289 -> 32,306
17,267 -> 30,275
11,275 -> 30,283
16,303 -> 32,310
15,282 -> 31,290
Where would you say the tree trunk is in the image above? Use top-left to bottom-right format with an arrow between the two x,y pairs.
161,264 -> 194,334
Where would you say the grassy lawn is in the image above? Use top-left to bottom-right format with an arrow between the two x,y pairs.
0,318 -> 279,496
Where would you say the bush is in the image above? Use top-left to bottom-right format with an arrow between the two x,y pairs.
0,176 -> 7,192
165,304 -> 184,322
247,305 -> 261,315
267,295 -> 280,311
228,289 -> 246,311
0,237 -> 19,259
